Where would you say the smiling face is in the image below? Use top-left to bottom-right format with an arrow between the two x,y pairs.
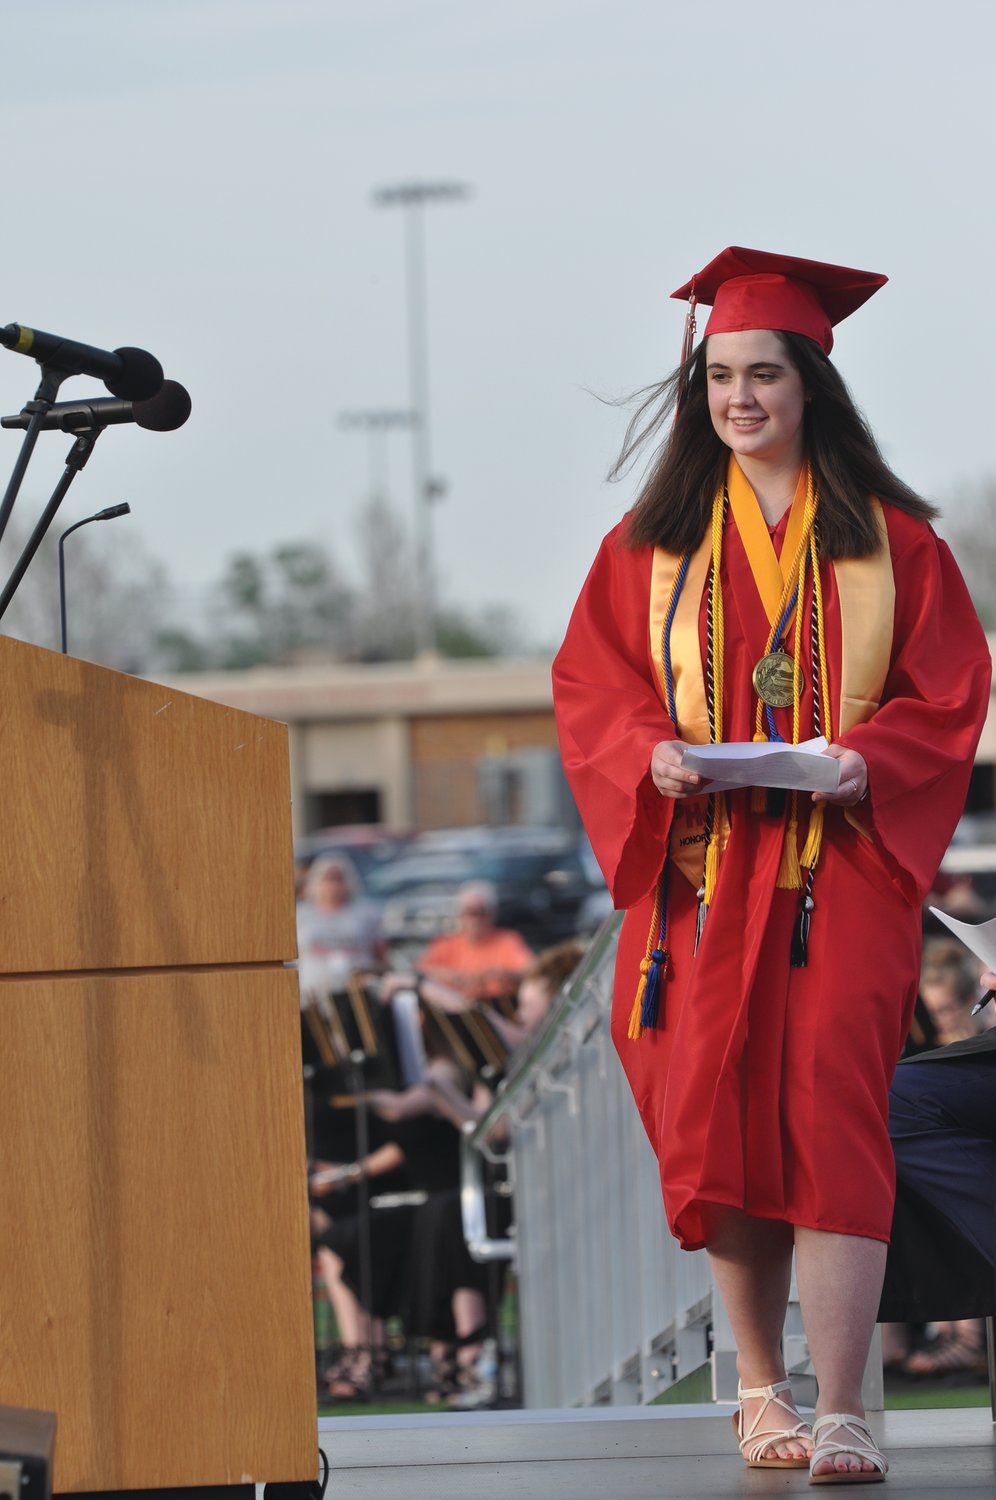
705,328 -> 807,469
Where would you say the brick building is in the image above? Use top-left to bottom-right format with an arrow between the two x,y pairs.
160,656 -> 572,836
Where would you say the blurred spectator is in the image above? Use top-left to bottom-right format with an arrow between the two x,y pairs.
416,881 -> 533,1002
309,933 -> 588,1406
482,938 -> 589,1051
924,873 -> 988,924
880,958 -> 995,1381
408,939 -> 588,1406
917,940 -> 986,1046
310,1135 -> 407,1400
297,854 -> 386,992
364,1055 -> 491,1404
311,1052 -> 484,1404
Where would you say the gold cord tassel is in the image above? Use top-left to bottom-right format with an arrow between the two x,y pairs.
800,799 -> 826,870
703,791 -> 727,902
627,958 -> 651,1041
629,871 -> 664,1040
776,791 -> 803,889
798,519 -> 832,876
704,828 -> 721,903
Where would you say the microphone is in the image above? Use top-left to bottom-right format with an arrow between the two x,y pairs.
59,503 -> 132,654
1,380 -> 192,434
0,322 -> 163,400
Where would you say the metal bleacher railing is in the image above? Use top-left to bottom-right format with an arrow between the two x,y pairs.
460,913 -> 878,1412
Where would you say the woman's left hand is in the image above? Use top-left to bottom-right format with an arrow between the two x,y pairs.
812,743 -> 868,806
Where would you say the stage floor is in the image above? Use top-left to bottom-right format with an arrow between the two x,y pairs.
315,1403 -> 996,1498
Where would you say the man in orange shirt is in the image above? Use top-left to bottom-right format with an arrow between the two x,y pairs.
418,882 -> 533,1002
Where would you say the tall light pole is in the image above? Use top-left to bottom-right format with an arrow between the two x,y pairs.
373,181 -> 470,656
338,409 -> 416,504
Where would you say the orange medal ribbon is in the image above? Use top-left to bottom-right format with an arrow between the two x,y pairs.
725,457 -> 809,632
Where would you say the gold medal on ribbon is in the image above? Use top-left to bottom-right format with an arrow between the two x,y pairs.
752,650 -> 805,709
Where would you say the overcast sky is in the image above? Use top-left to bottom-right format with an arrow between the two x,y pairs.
0,0 -> 992,652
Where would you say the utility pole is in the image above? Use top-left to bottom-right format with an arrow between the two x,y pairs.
373,181 -> 470,655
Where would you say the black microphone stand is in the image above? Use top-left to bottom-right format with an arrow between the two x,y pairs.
0,426 -> 103,623
347,1047 -> 377,1383
0,363 -> 70,548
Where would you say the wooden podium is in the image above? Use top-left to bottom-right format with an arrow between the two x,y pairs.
0,637 -> 317,1494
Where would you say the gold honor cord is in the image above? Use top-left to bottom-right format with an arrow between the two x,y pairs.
635,486 -> 898,1027
751,467 -> 818,745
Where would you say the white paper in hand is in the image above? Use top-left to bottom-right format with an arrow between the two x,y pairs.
927,907 -> 996,973
680,736 -> 841,793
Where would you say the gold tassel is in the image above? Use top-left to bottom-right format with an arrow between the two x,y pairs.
703,791 -> 725,902
776,792 -> 802,889
704,834 -> 720,902
800,800 -> 826,870
627,959 -> 650,1041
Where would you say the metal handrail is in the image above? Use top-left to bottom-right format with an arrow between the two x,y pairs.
460,1132 -> 515,1262
466,911 -> 622,1151
459,914 -> 622,1265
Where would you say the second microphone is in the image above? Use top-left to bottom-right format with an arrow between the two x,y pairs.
1,381 -> 192,435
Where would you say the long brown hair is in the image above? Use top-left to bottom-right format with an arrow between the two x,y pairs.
618,331 -> 936,558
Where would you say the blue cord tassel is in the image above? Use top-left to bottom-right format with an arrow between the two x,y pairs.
640,947 -> 668,1030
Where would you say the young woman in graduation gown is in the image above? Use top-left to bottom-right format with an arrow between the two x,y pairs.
552,248 -> 991,1484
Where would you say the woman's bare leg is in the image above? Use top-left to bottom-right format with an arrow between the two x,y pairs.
705,1207 -> 811,1461
794,1227 -> 888,1478
315,1245 -> 369,1348
452,1288 -> 488,1341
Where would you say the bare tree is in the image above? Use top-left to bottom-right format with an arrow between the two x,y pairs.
937,478 -> 996,629
351,495 -> 417,660
0,515 -> 172,672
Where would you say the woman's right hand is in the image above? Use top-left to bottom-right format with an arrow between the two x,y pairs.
650,740 -> 703,800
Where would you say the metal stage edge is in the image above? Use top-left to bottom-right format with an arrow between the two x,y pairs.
314,1402 -> 996,1499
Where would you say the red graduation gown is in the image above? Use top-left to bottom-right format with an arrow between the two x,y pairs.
553,502 -> 991,1250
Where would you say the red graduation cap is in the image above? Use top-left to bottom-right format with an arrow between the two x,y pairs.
671,247 -> 888,355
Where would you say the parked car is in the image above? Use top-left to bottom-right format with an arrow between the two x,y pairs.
293,824 -> 413,894
366,826 -> 604,957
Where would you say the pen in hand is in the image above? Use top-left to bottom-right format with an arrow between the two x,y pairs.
970,988 -> 995,1018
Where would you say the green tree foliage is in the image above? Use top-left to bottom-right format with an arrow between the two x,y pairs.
211,541 -> 356,666
0,518 -> 172,673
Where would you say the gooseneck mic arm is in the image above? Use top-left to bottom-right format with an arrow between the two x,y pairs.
59,503 -> 131,654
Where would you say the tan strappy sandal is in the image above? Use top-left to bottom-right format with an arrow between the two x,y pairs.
733,1378 -> 813,1468
809,1413 -> 888,1485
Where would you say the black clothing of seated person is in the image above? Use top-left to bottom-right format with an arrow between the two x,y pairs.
880,1026 -> 996,1323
